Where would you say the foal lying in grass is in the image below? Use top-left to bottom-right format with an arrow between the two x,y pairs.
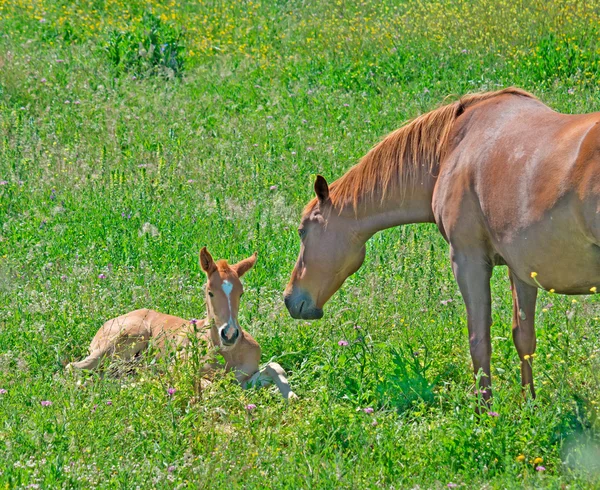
67,247 -> 297,400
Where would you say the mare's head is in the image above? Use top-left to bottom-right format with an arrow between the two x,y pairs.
200,247 -> 257,347
284,176 -> 366,319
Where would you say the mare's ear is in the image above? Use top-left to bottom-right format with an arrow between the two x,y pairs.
199,247 -> 217,275
233,252 -> 257,278
314,175 -> 330,205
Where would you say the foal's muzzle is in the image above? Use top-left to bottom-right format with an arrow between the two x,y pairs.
219,324 -> 240,346
284,289 -> 324,320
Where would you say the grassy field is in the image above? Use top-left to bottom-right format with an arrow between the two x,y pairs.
1,0 -> 600,487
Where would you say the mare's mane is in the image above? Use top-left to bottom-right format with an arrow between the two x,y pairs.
304,87 -> 535,214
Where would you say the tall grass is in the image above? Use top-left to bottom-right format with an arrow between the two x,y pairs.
1,0 -> 599,487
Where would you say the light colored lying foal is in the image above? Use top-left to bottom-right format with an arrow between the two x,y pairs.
67,247 -> 297,400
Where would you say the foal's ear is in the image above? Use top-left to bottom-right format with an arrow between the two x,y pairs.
233,252 -> 257,278
199,247 -> 217,275
314,175 -> 330,205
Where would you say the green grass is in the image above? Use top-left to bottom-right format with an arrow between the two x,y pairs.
1,0 -> 600,487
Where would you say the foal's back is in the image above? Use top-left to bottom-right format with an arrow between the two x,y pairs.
69,309 -> 208,370
89,308 -> 204,352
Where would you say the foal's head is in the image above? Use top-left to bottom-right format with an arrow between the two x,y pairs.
199,247 -> 257,348
284,176 -> 367,320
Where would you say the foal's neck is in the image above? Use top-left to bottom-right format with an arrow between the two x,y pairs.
204,292 -> 221,346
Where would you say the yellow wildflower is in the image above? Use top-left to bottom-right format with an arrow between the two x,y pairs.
591,287 -> 597,293
530,272 -> 538,278
533,457 -> 543,465
516,454 -> 525,462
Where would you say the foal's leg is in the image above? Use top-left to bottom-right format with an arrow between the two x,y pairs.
243,362 -> 297,400
509,270 -> 538,398
66,349 -> 107,370
67,335 -> 149,372
451,247 -> 493,401
263,362 -> 297,400
200,361 -> 225,377
112,335 -> 150,361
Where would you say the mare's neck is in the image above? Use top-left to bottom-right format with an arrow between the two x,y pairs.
345,174 -> 437,238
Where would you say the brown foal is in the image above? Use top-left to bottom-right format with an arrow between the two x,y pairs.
68,248 -> 296,400
285,88 -> 599,400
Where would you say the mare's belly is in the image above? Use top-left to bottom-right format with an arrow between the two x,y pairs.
492,214 -> 600,294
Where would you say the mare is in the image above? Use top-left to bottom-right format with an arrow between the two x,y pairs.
284,88 -> 599,400
68,247 -> 296,400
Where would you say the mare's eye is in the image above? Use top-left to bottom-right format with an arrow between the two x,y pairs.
208,291 -> 214,297
298,228 -> 306,239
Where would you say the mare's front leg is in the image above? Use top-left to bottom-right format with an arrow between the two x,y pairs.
509,270 -> 538,398
451,247 -> 493,402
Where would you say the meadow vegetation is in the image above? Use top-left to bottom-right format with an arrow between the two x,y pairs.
1,0 -> 600,487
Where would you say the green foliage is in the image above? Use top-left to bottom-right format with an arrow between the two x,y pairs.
0,0 -> 600,487
104,12 -> 185,77
527,33 -> 597,83
376,345 -> 440,412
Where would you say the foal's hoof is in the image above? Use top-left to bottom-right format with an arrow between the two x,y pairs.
286,391 -> 299,402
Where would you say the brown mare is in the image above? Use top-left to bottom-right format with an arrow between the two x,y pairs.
68,248 -> 297,400
285,88 -> 599,400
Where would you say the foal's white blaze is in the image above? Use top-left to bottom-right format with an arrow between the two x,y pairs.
222,280 -> 233,297
220,280 -> 237,341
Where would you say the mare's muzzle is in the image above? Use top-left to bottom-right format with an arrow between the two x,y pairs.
284,288 -> 324,320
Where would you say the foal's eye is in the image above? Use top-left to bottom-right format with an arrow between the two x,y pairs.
298,228 -> 306,239
208,291 -> 214,297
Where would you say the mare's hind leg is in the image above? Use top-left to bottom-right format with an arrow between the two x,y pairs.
509,270 -> 538,398
451,247 -> 493,401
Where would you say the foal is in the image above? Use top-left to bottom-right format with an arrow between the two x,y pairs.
67,247 -> 296,400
